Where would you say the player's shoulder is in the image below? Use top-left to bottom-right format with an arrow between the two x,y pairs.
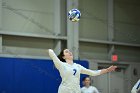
81,86 -> 86,90
73,63 -> 80,65
74,62 -> 84,66
90,86 -> 98,89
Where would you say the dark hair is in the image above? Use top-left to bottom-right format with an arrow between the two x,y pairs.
82,76 -> 90,81
57,49 -> 66,62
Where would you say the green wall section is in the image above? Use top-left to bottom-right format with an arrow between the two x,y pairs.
79,0 -> 108,40
1,0 -> 140,62
114,0 -> 140,44
3,0 -> 54,35
79,0 -> 140,61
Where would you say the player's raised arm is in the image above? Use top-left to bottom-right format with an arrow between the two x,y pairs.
80,65 -> 117,76
48,49 -> 63,69
100,65 -> 117,74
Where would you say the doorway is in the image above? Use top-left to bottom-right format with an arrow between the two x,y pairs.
96,63 -> 128,93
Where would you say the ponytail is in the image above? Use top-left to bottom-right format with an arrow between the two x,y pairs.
57,49 -> 66,62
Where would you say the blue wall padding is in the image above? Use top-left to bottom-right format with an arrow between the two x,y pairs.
0,57 -> 89,93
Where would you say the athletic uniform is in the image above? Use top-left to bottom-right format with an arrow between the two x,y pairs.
131,79 -> 140,93
81,86 -> 99,93
48,49 -> 101,93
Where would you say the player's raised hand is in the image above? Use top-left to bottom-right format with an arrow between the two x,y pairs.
107,65 -> 117,72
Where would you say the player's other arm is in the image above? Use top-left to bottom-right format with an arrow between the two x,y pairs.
48,49 -> 63,69
131,79 -> 140,93
80,65 -> 117,76
100,65 -> 117,74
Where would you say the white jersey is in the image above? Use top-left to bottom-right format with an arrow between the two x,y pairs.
48,49 -> 101,93
131,79 -> 140,93
81,86 -> 99,93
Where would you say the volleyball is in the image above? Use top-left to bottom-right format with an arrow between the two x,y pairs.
68,9 -> 81,22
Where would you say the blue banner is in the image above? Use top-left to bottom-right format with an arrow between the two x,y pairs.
0,57 -> 89,93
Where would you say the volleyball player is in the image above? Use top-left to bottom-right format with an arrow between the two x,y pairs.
131,79 -> 140,93
81,76 -> 99,93
48,49 -> 117,93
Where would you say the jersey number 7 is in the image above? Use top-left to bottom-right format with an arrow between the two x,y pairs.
73,69 -> 77,76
